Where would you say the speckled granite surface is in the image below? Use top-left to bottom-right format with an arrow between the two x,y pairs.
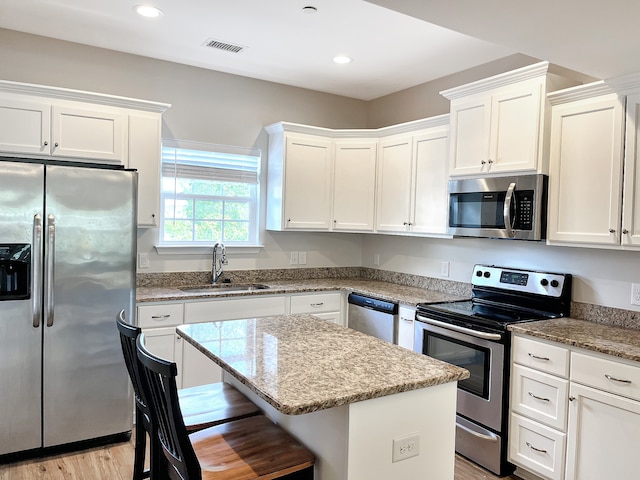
178,314 -> 470,415
509,318 -> 640,363
136,277 -> 467,306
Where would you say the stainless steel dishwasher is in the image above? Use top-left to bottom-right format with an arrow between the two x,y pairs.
347,293 -> 399,344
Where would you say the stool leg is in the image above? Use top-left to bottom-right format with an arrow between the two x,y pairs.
132,407 -> 148,480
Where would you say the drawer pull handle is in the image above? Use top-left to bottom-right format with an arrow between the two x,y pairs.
605,374 -> 632,384
528,353 -> 550,361
310,303 -> 324,307
528,392 -> 550,402
526,442 -> 548,454
151,314 -> 171,319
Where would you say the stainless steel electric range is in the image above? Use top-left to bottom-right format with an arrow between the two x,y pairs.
414,264 -> 572,476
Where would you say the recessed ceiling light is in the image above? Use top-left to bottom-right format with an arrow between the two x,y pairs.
302,6 -> 318,14
333,55 -> 353,65
134,5 -> 163,18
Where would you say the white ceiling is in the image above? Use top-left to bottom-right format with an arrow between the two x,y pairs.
2,0 -> 634,101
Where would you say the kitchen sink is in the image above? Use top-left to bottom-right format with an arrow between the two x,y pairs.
178,283 -> 270,293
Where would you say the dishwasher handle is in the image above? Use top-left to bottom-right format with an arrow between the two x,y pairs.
348,293 -> 398,315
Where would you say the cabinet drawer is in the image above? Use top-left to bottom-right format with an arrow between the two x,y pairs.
290,292 -> 342,313
137,303 -> 184,328
513,335 -> 570,378
509,413 -> 566,480
512,364 -> 569,430
571,351 -> 640,401
185,296 -> 287,323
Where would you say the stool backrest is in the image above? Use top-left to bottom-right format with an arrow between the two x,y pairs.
116,313 -> 152,424
136,334 -> 202,480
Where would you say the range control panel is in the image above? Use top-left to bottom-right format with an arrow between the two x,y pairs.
471,264 -> 568,298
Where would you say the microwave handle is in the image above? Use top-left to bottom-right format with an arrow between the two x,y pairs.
503,182 -> 516,238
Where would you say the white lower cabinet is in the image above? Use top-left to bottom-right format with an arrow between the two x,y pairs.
137,302 -> 185,388
397,305 -> 416,350
290,292 -> 344,325
510,334 -> 640,480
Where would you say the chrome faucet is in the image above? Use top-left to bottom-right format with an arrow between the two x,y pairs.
211,242 -> 228,284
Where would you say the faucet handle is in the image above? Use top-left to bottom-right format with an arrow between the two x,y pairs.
221,258 -> 229,265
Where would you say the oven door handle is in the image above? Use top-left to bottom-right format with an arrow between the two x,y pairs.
416,315 -> 503,341
456,421 -> 500,443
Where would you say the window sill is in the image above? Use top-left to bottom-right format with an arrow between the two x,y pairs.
154,245 -> 264,256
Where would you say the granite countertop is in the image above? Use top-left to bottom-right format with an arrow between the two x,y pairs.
137,277 -> 466,306
509,317 -> 640,363
177,314 -> 470,415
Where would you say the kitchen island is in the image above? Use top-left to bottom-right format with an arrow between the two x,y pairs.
178,314 -> 469,480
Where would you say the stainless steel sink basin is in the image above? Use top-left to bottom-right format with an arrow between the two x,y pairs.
178,283 -> 270,294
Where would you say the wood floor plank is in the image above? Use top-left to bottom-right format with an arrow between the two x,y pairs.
0,434 -> 522,480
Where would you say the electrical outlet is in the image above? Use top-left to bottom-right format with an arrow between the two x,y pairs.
441,261 -> 450,277
138,253 -> 150,269
290,251 -> 299,265
392,433 -> 420,462
631,284 -> 640,306
298,251 -> 307,265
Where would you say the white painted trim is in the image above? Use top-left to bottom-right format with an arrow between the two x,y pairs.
154,244 -> 264,255
0,79 -> 171,112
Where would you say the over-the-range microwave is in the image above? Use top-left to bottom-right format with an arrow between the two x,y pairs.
447,173 -> 548,241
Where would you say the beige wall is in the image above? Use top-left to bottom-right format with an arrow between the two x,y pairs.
366,54 -> 541,127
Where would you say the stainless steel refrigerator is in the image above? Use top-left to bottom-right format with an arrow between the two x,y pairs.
0,158 -> 135,457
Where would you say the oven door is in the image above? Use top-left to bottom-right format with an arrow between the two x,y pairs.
414,315 -> 504,432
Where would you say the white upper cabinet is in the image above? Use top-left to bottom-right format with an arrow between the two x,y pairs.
621,93 -> 640,247
265,125 -> 333,231
442,61 -> 578,177
376,133 -> 413,232
0,80 -> 170,227
376,117 -> 450,236
333,139 -> 377,232
547,90 -> 625,246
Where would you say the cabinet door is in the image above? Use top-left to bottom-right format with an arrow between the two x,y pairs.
181,339 -> 221,388
622,93 -> 640,247
410,128 -> 449,235
51,105 -> 125,163
376,134 -> 412,232
332,140 -> 377,231
565,383 -> 640,480
142,327 -> 184,389
448,95 -> 490,176
283,134 -> 332,230
547,95 -> 624,245
0,95 -> 50,155
488,81 -> 542,174
129,112 -> 161,227
397,305 -> 415,350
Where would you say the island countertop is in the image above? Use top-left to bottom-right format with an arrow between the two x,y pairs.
177,314 -> 469,415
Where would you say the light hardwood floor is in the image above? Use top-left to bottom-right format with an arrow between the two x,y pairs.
0,436 -> 522,480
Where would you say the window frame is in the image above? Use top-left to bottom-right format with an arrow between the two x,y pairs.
158,139 -> 261,249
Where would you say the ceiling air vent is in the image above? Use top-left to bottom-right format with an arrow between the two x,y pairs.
203,38 -> 246,54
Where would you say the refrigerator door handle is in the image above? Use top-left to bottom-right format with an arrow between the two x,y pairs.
45,214 -> 56,327
32,214 -> 43,328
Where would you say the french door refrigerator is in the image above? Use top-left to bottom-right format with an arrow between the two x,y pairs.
0,158 -> 135,457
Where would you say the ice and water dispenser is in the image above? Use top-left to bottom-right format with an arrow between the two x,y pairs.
0,244 -> 31,300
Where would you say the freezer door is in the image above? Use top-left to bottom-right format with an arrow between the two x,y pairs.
43,164 -> 135,447
0,161 -> 44,455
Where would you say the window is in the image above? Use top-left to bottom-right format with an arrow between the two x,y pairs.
160,140 -> 260,246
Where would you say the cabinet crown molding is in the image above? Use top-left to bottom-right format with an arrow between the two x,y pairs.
440,61 -> 550,100
0,80 -> 171,113
264,114 -> 449,139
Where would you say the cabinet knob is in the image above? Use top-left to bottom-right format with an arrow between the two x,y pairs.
488,159 -> 494,164
609,228 -> 616,234
54,142 -> 59,148
43,141 -> 48,146
403,222 -> 408,225
623,228 -> 629,234
480,160 -> 486,165
569,396 -> 576,402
